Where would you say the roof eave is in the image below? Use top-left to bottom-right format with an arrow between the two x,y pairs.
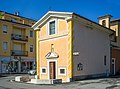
0,10 -> 37,21
73,13 -> 114,35
32,11 -> 73,30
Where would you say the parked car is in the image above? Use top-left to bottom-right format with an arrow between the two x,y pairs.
28,69 -> 36,75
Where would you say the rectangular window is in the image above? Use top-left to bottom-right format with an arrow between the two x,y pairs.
104,56 -> 106,66
3,42 -> 8,50
41,67 -> 47,74
2,25 -> 8,33
58,68 -> 66,76
30,45 -> 33,52
42,69 -> 46,73
49,21 -> 55,35
30,31 -> 33,37
60,69 -> 65,74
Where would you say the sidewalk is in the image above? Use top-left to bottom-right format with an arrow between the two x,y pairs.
0,74 -> 7,77
0,73 -> 27,78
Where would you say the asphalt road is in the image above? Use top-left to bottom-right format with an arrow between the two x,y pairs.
0,74 -> 120,89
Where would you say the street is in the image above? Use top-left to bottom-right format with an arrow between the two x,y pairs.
0,74 -> 120,89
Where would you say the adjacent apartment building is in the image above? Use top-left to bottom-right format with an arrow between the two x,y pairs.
0,11 -> 36,73
98,15 -> 120,75
32,11 -> 115,82
110,19 -> 120,75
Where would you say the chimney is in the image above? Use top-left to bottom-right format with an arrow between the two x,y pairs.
14,12 -> 20,16
98,14 -> 113,28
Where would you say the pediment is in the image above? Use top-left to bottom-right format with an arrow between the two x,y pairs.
32,11 -> 73,30
45,52 -> 59,59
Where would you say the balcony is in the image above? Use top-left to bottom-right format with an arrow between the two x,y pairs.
11,50 -> 28,56
11,34 -> 28,41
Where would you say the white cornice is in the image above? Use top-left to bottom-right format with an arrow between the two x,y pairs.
32,11 -> 73,30
32,11 -> 114,35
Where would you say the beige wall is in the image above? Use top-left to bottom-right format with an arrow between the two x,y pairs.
0,21 -> 12,56
73,19 -> 111,77
39,36 -> 68,80
25,27 -> 36,58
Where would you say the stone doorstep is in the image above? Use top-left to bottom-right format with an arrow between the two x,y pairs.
28,79 -> 62,84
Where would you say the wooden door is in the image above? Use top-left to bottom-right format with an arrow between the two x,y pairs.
49,62 -> 56,79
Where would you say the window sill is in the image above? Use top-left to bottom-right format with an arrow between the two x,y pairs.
58,74 -> 66,76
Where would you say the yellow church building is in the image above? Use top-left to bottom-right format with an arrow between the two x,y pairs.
32,11 -> 115,82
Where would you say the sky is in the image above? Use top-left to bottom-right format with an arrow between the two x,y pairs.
0,0 -> 120,22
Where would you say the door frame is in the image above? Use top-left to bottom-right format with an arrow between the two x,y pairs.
47,59 -> 57,79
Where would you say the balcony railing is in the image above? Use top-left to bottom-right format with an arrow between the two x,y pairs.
11,34 -> 28,41
11,50 -> 28,56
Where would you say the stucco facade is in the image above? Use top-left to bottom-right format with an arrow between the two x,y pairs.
33,11 -> 114,82
73,16 -> 111,79
35,17 -> 72,82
